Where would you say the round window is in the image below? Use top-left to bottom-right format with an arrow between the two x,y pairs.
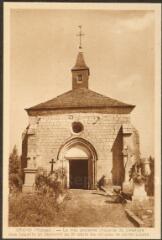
72,122 -> 84,133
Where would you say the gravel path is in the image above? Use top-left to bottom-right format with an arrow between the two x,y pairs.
58,189 -> 135,227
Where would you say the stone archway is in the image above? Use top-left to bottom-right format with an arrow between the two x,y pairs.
57,138 -> 97,189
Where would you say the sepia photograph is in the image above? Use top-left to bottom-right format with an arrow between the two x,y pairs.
3,2 -> 161,239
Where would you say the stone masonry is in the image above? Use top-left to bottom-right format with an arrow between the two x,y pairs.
22,51 -> 140,192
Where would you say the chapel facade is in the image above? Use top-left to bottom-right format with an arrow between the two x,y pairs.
22,50 -> 140,192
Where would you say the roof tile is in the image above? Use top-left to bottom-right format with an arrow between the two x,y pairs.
27,88 -> 135,111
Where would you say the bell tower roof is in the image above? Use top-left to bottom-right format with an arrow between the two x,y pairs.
71,51 -> 90,90
71,51 -> 89,71
71,26 -> 89,90
26,26 -> 135,114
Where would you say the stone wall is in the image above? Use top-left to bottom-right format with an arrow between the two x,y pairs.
22,112 -> 138,186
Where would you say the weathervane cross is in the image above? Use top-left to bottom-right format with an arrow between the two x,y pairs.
76,25 -> 84,50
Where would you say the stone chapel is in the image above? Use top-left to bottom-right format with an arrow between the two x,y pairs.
22,45 -> 140,192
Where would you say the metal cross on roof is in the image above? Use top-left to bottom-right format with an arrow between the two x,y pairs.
76,25 -> 84,50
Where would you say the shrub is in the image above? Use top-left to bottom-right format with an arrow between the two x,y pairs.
145,156 -> 154,196
9,145 -> 23,192
35,167 -> 67,198
129,156 -> 154,195
9,173 -> 23,193
129,162 -> 146,185
9,166 -> 68,227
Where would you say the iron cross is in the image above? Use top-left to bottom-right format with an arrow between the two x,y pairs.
49,158 -> 56,173
76,25 -> 84,49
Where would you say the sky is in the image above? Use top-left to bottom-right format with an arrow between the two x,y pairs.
9,8 -> 155,157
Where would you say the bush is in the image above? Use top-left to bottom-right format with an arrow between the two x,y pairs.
35,167 -> 66,199
9,166 -> 68,227
9,145 -> 23,192
129,156 -> 154,196
9,173 -> 23,193
145,156 -> 154,196
129,162 -> 146,185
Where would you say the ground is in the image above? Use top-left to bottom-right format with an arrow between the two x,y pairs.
125,197 -> 154,227
9,189 -> 135,227
57,189 -> 134,227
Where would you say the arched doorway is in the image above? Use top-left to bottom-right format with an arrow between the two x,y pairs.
57,138 -> 97,189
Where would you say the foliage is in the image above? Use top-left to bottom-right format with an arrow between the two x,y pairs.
9,145 -> 23,192
9,145 -> 20,174
129,162 -> 146,185
9,167 -> 69,227
35,167 -> 67,198
9,192 -> 66,227
145,156 -> 154,196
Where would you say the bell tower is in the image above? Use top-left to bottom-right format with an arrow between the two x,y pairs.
71,26 -> 90,90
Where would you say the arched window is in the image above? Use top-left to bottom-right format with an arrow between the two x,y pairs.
77,74 -> 83,83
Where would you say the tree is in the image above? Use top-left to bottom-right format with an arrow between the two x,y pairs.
145,156 -> 154,196
9,145 -> 23,192
9,145 -> 20,174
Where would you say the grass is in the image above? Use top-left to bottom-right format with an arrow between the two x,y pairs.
9,189 -> 135,227
9,192 -> 67,227
126,197 -> 154,227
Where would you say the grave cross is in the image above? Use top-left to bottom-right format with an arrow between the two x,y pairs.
76,25 -> 85,50
49,158 -> 56,173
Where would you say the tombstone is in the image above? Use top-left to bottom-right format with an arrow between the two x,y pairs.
132,158 -> 151,202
